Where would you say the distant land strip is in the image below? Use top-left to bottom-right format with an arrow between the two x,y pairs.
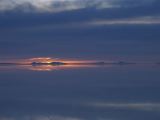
0,61 -> 160,66
0,61 -> 138,66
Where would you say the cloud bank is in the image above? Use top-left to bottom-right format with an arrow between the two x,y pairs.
89,102 -> 160,111
0,0 -> 113,12
0,0 -> 156,13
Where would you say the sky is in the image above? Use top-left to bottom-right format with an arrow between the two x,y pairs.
0,0 -> 160,61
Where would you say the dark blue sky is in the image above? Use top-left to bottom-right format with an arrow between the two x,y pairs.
0,0 -> 160,61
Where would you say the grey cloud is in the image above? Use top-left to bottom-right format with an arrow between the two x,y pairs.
89,102 -> 160,111
0,0 -> 157,13
88,16 -> 160,25
1,0 -> 160,30
0,0 -> 113,13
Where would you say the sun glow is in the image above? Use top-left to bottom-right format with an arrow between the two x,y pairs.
29,57 -> 57,63
0,57 -> 113,71
28,57 -> 96,64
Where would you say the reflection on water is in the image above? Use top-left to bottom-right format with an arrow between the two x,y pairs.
0,64 -> 112,71
28,65 -> 97,71
0,64 -> 160,120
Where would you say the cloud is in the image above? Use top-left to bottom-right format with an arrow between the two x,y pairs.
0,0 -> 157,13
0,0 -> 113,12
89,102 -> 160,111
1,0 -> 160,30
88,16 -> 160,25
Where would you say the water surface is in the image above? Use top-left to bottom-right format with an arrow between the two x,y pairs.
0,64 -> 160,120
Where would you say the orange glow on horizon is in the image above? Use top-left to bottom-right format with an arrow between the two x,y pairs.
0,57 -> 109,65
0,57 -> 114,71
27,57 -> 98,64
19,57 -> 108,71
0,57 -> 113,72
28,57 -> 55,63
